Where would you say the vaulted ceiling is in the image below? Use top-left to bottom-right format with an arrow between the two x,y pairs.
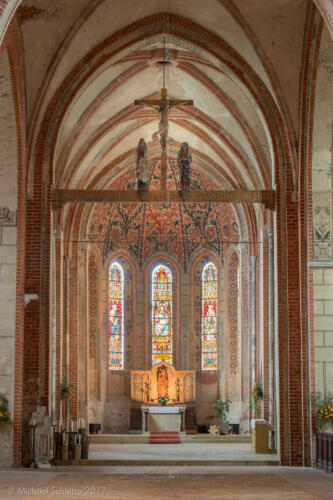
13,0 -> 318,263
19,0 -> 309,195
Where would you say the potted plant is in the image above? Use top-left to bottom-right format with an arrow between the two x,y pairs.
0,393 -> 12,425
61,377 -> 72,427
212,399 -> 232,434
250,380 -> 263,418
311,391 -> 333,432
157,396 -> 169,406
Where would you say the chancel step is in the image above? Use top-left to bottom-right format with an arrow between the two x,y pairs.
89,434 -> 252,444
150,431 -> 180,444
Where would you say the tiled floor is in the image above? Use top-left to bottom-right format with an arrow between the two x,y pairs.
0,466 -> 332,499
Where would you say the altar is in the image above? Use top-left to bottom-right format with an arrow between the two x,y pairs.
142,405 -> 186,432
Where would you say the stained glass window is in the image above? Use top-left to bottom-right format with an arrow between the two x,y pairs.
152,265 -> 173,366
202,262 -> 218,370
109,262 -> 124,370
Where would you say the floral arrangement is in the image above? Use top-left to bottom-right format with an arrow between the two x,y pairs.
317,404 -> 333,423
311,391 -> 333,429
250,380 -> 263,416
0,393 -> 11,424
157,396 -> 169,406
311,391 -> 333,430
209,425 -> 220,436
61,377 -> 72,411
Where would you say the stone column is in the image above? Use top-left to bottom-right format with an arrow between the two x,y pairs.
63,254 -> 71,429
50,218 -> 58,426
64,255 -> 71,382
251,256 -> 256,390
268,232 -> 275,425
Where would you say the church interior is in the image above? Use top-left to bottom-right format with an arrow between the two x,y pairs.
1,0 -> 333,496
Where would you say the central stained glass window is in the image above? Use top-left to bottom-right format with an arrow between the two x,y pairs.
202,262 -> 218,370
152,264 -> 173,366
109,262 -> 124,370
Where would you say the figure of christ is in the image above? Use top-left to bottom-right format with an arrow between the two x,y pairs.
135,138 -> 149,190
135,93 -> 193,153
154,302 -> 170,337
157,365 -> 169,399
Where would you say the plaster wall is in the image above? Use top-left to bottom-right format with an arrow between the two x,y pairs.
233,0 -> 308,135
0,47 -> 18,466
312,25 -> 333,262
313,268 -> 333,395
312,25 -> 333,399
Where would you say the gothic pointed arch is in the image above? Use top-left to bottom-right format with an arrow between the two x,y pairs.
143,254 -> 180,370
104,251 -> 137,375
201,261 -> 218,370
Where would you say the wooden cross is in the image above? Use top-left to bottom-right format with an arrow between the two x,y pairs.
134,88 -> 193,190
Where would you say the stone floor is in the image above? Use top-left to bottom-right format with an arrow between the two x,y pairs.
0,466 -> 332,499
88,442 -> 279,464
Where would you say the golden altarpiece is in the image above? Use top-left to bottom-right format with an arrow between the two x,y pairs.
130,362 -> 196,432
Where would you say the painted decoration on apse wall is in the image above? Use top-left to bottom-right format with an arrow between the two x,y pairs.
202,262 -> 218,370
109,262 -> 124,370
152,265 -> 173,366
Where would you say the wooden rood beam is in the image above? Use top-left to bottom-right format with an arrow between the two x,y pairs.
52,189 -> 275,210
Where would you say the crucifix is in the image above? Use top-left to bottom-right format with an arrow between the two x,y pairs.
134,40 -> 193,190
52,47 -> 276,210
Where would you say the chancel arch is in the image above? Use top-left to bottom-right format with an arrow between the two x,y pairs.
4,0 -> 333,471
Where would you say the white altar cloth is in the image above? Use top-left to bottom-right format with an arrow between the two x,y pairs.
142,406 -> 185,432
148,406 -> 180,414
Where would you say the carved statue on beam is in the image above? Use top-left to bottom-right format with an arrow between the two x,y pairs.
135,138 -> 149,190
177,142 -> 192,189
